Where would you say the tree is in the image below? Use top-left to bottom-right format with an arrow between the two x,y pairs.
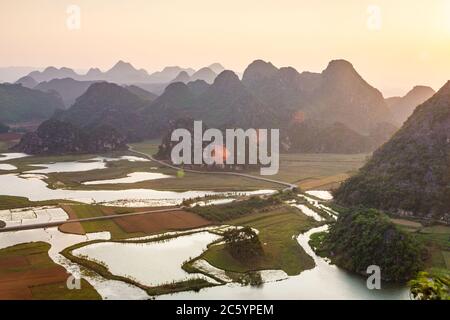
223,226 -> 263,261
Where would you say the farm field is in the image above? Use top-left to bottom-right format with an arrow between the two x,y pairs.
0,242 -> 100,300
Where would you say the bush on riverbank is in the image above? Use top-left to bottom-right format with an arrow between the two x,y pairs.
317,207 -> 425,282
223,227 -> 263,262
409,271 -> 449,300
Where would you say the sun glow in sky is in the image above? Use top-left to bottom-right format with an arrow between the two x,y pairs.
1,0 -> 450,96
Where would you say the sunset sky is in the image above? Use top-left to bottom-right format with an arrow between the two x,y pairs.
1,0 -> 450,96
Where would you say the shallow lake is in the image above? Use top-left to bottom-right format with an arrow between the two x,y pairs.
73,232 -> 220,287
291,204 -> 324,221
0,164 -> 17,170
0,153 -> 29,162
27,155 -> 149,174
0,173 -> 274,206
305,190 -> 333,200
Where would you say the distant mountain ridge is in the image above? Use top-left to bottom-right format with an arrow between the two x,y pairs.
20,61 -> 223,85
12,59 -> 406,155
386,85 -> 436,125
170,65 -> 223,86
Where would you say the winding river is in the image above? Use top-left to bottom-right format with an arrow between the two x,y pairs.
158,224 -> 410,300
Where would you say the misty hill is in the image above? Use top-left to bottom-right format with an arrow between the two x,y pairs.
0,67 -> 39,83
284,121 -> 397,154
148,66 -> 195,83
122,85 -> 158,102
208,63 -> 225,74
312,60 -> 392,134
101,60 -> 150,83
242,59 -> 393,135
171,71 -> 191,83
15,76 -> 38,88
34,78 -> 99,108
22,61 -> 197,85
21,59 -> 402,155
190,67 -> 217,84
144,70 -> 276,135
187,80 -> 209,96
386,85 -> 436,125
192,70 -> 275,128
28,67 -> 80,82
0,83 -> 64,124
57,61 -> 397,154
55,82 -> 150,141
335,81 -> 450,223
24,61 -> 148,83
170,67 -> 218,84
13,119 -> 126,155
284,122 -> 372,153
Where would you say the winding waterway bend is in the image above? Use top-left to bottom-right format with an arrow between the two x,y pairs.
158,226 -> 410,300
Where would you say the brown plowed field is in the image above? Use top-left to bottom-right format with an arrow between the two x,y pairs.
113,209 -> 211,234
0,266 -> 68,299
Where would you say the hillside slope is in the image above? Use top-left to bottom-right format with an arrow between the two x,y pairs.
335,81 -> 450,223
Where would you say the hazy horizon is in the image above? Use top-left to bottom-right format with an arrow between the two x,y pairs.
2,0 -> 450,96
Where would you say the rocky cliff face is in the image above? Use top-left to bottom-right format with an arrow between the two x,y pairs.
335,81 -> 450,223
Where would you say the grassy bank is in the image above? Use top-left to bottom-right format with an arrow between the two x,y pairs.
0,195 -> 79,210
389,219 -> 450,275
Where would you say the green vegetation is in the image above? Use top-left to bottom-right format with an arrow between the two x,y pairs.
0,242 -> 100,300
189,196 -> 282,222
146,279 -> 214,296
308,231 -> 328,257
409,271 -> 449,300
0,195 -> 78,210
222,227 -> 263,262
129,139 -> 161,157
193,205 -> 319,276
390,219 -> 449,276
316,208 -> 424,282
